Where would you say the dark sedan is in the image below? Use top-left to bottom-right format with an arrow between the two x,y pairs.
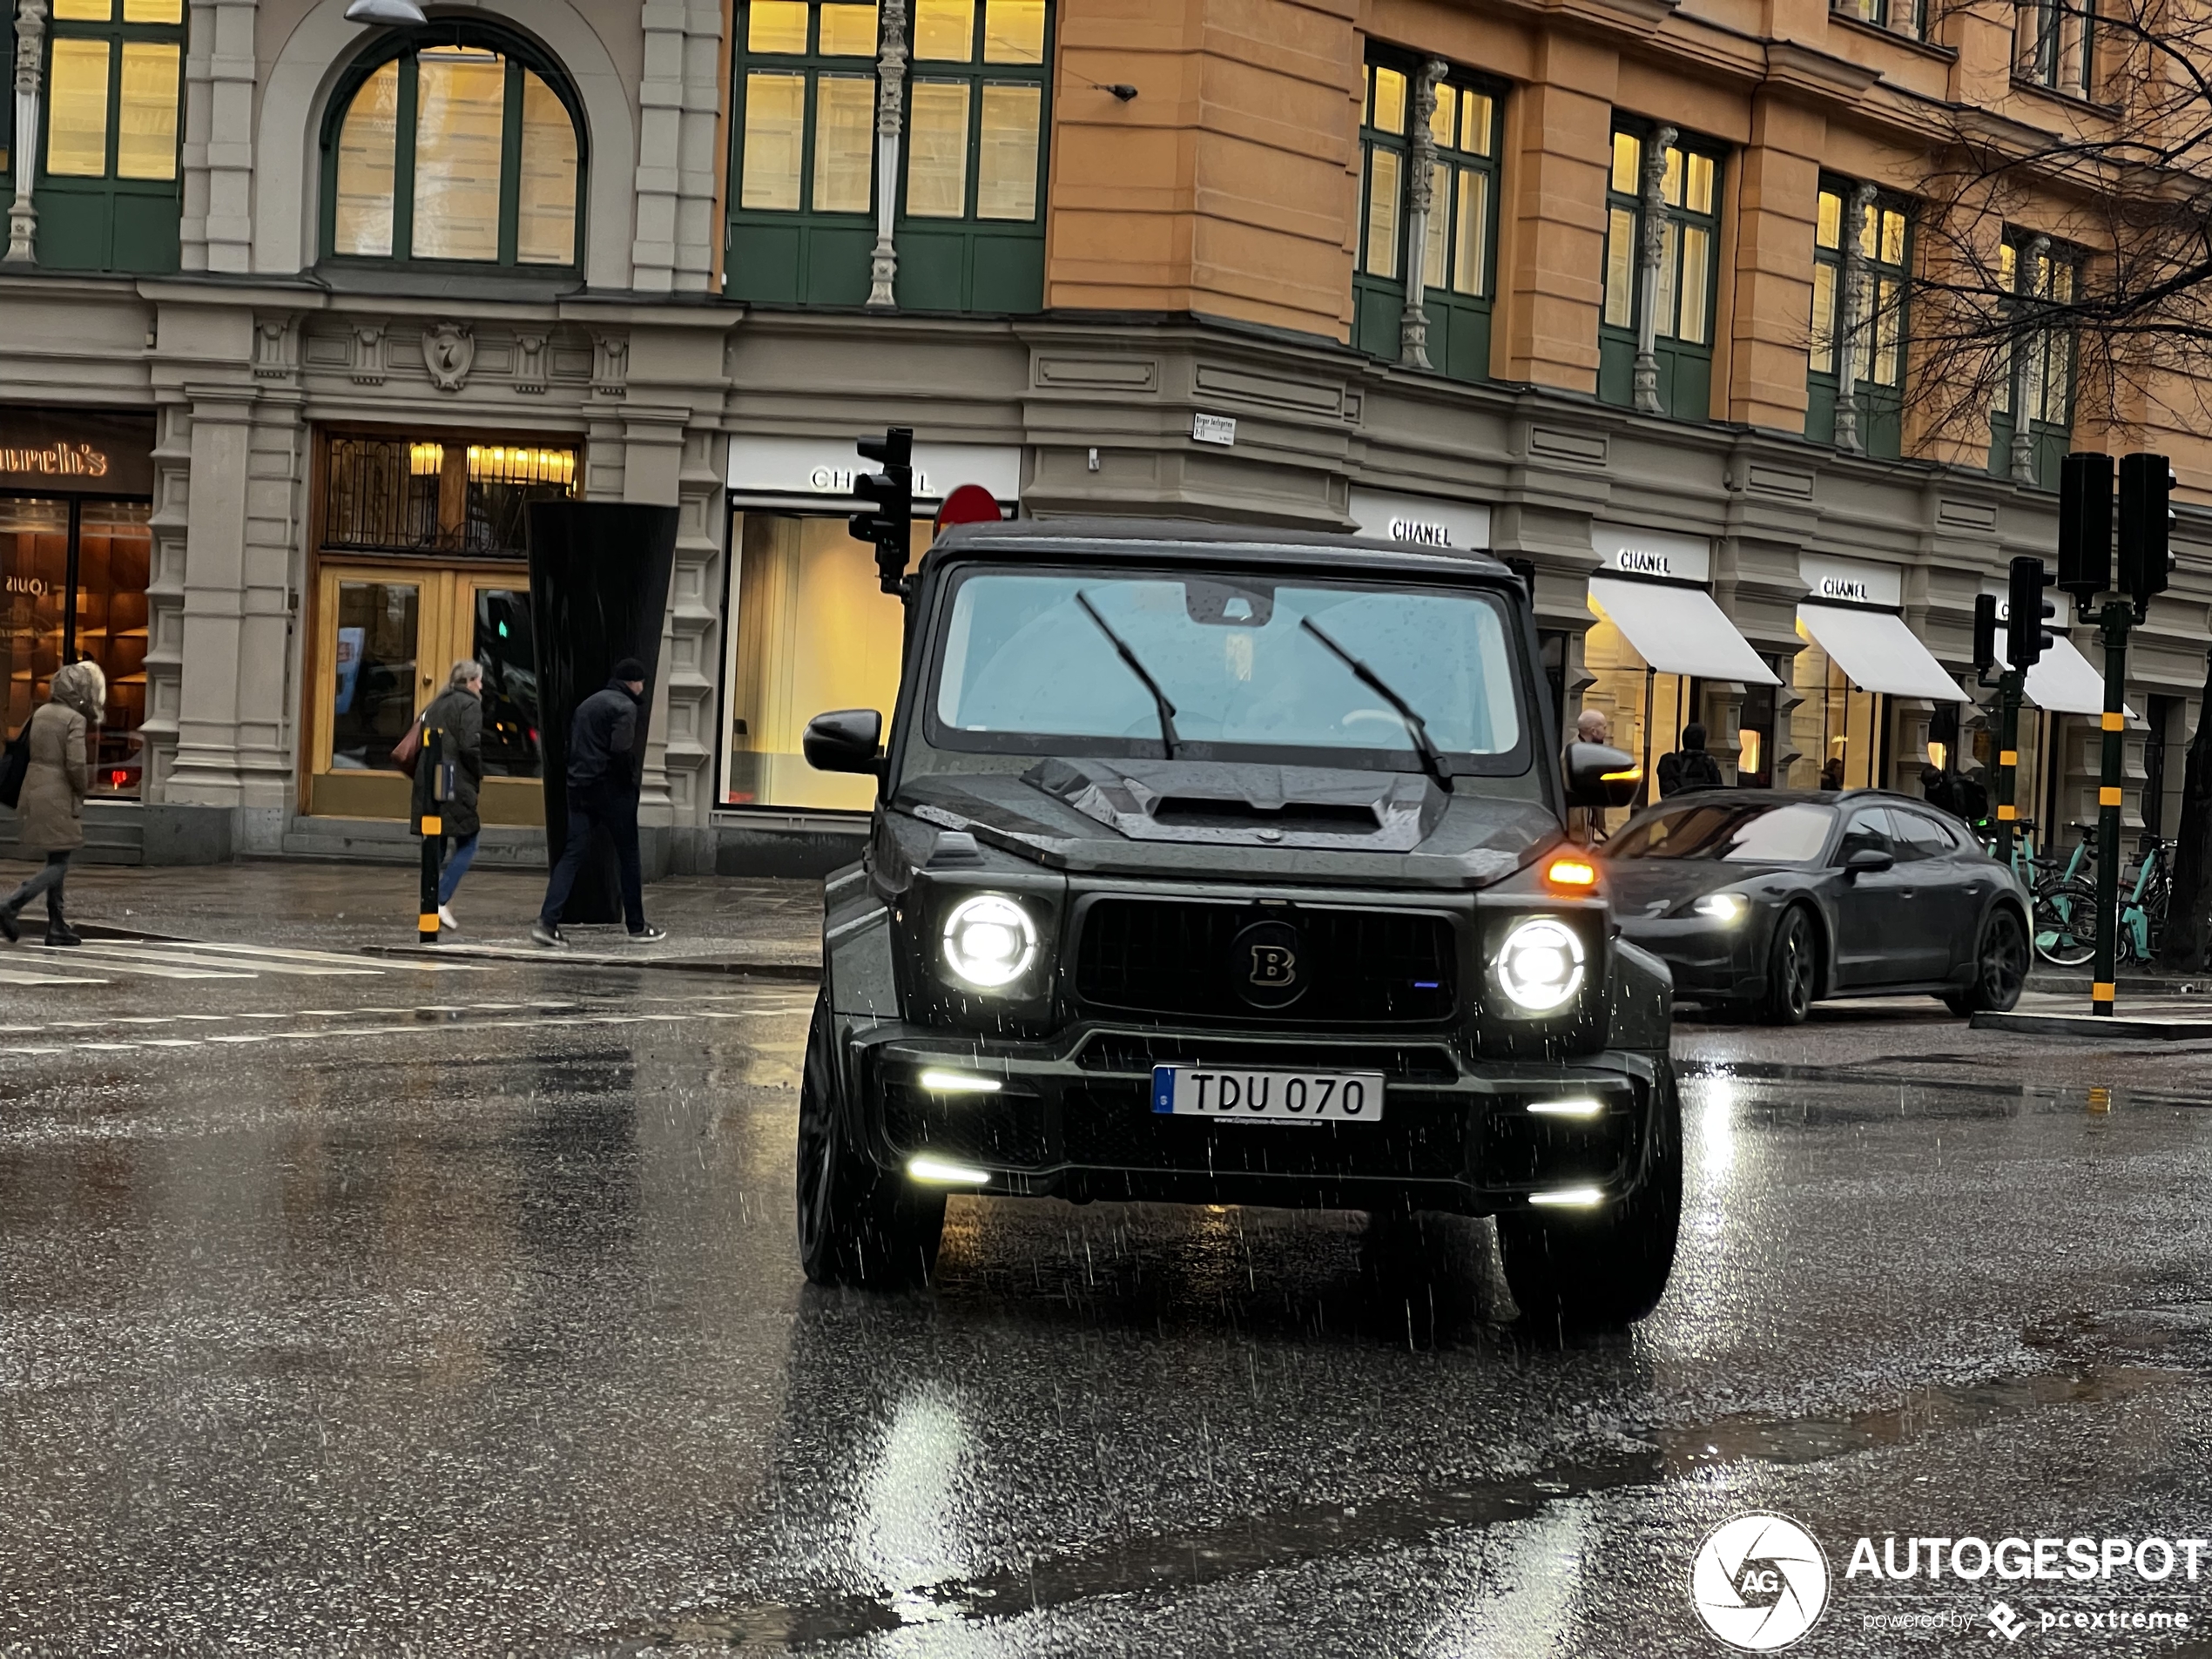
1601,789 -> 2031,1023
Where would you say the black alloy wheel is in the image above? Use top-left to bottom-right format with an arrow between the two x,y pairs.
1946,906 -> 2029,1017
1758,905 -> 1817,1026
1497,1065 -> 1683,1330
796,993 -> 946,1290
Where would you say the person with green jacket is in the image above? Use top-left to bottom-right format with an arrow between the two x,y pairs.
409,659 -> 485,931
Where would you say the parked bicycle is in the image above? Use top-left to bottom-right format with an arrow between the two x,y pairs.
2033,830 -> 2173,968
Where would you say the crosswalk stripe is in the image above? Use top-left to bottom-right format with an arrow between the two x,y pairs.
139,940 -> 496,973
0,968 -> 110,986
74,944 -> 380,978
18,947 -> 254,980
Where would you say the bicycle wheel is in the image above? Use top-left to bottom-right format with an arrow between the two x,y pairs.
2033,880 -> 2096,967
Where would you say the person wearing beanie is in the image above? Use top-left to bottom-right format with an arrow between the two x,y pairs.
535,655 -> 664,947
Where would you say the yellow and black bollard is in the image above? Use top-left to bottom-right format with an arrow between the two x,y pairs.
417,724 -> 444,944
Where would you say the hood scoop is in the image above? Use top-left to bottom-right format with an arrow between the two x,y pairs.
1022,758 -> 1435,851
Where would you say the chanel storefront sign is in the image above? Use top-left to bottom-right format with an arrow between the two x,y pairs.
1349,489 -> 1492,554
1798,552 -> 1903,609
1589,523 -> 1712,585
0,409 -> 156,496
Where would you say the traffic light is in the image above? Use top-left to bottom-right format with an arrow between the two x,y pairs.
1973,591 -> 2000,672
2117,450 -> 2174,610
849,426 -> 915,594
2006,556 -> 2055,671
2057,451 -> 2113,601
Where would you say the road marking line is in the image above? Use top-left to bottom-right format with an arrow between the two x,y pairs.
23,948 -> 253,980
142,941 -> 496,973
74,944 -> 377,978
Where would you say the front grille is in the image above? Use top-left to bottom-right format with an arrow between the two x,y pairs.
1074,899 -> 1458,1024
880,1080 -> 1049,1166
1060,1082 -> 1469,1181
1076,1032 -> 1460,1083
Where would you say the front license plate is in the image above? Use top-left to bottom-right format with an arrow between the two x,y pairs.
1151,1066 -> 1386,1123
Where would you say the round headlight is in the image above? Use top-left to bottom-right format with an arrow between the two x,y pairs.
941,894 -> 1039,990
1494,916 -> 1587,1013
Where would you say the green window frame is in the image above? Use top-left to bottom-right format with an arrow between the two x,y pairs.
1597,122 -> 1723,421
2018,0 -> 2094,96
1352,55 -> 1503,383
725,0 -> 1050,313
317,24 -> 587,273
1805,181 -> 1911,459
34,0 -> 185,273
1989,238 -> 2079,490
1832,0 -> 1926,38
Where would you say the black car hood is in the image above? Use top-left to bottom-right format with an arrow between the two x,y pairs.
1603,857 -> 1798,918
891,760 -> 1559,888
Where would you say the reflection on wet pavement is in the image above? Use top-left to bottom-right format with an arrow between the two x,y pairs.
6,955 -> 2212,1654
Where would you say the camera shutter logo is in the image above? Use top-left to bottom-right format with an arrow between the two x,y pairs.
1690,1513 -> 1830,1651
1230,918 -> 1305,1009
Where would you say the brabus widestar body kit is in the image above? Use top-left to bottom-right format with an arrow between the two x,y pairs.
796,513 -> 1679,1326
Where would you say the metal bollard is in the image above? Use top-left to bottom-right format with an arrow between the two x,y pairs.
418,725 -> 444,944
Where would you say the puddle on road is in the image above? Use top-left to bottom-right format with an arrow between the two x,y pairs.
601,1362 -> 2191,1653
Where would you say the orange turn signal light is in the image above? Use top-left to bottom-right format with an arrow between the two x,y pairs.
1600,766 -> 1641,784
1546,856 -> 1599,889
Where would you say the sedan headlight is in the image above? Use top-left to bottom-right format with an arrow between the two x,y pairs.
1494,915 -> 1587,1014
940,894 -> 1039,990
1692,892 -> 1747,923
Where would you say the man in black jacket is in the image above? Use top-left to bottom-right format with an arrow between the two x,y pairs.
533,657 -> 667,947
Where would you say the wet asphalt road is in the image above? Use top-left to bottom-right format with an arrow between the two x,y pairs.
6,942 -> 2212,1656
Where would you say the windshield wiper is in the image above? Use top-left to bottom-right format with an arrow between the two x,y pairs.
1298,616 -> 1453,792
1075,590 -> 1180,759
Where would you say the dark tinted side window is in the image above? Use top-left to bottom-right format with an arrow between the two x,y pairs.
1892,808 -> 1957,857
1837,806 -> 1894,860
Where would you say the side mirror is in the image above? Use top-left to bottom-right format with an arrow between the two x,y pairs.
1565,742 -> 1639,809
1844,846 -> 1895,876
802,709 -> 885,776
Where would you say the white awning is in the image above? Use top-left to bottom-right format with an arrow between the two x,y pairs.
1795,603 -> 1966,701
2026,636 -> 2111,716
1588,577 -> 1780,685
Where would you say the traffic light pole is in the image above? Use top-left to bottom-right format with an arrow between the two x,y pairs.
2092,601 -> 2132,1016
1993,670 -> 2024,869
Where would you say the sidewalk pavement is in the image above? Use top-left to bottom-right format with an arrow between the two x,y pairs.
1975,989 -> 2212,1042
0,858 -> 823,975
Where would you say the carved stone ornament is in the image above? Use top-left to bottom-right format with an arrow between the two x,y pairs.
515,332 -> 547,395
349,321 -> 387,387
421,322 -> 475,393
591,333 -> 628,399
253,318 -> 293,381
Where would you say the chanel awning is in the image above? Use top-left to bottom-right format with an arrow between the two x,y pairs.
1587,577 -> 1780,685
2025,635 -> 2123,717
1795,603 -> 1966,702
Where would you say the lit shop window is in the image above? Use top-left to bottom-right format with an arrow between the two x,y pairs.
726,0 -> 1049,310
1352,57 -> 1503,381
324,32 -> 583,268
1988,236 -> 2080,491
33,0 -> 184,271
1806,181 -> 1912,458
1597,123 -> 1724,420
320,435 -> 578,556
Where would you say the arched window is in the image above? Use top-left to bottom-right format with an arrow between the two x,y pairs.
320,26 -> 584,269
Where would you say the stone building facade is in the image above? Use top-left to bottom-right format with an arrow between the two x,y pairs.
0,0 -> 2206,872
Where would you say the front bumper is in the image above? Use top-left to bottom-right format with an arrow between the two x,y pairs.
1615,914 -> 1762,1001
848,1022 -> 1666,1215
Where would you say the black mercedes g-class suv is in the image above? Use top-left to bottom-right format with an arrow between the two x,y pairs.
796,520 -> 1677,1326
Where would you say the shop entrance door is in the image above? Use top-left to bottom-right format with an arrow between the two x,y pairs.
306,565 -> 543,824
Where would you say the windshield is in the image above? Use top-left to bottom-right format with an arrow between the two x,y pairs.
1608,800 -> 1837,863
926,568 -> 1527,772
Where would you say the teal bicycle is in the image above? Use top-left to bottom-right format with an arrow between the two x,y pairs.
2034,832 -> 2173,968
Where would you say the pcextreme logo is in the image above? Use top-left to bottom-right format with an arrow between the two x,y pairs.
1691,1513 -> 1832,1651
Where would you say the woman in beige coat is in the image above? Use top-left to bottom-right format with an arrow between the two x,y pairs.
3,660 -> 105,946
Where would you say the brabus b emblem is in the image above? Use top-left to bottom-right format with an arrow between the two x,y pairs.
1230,919 -> 1306,1010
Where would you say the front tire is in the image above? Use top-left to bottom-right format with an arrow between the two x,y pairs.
796,994 -> 946,1290
1496,1066 -> 1682,1329
1757,905 -> 1817,1025
1944,905 -> 2029,1017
